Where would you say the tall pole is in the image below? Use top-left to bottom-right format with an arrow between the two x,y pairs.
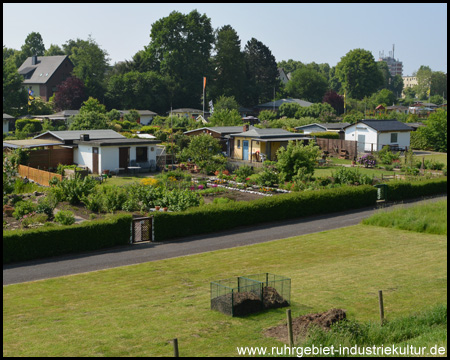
203,77 -> 206,119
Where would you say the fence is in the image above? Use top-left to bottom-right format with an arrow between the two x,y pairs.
26,148 -> 73,169
315,138 -> 358,160
18,165 -> 62,186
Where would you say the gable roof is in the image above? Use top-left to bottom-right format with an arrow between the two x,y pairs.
296,123 -> 350,131
34,130 -> 125,141
3,113 -> 15,119
344,119 -> 412,132
119,110 -> 157,116
18,55 -> 72,84
184,126 -> 255,135
256,98 -> 313,109
230,127 -> 306,139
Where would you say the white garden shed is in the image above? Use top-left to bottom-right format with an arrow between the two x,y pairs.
344,119 -> 412,153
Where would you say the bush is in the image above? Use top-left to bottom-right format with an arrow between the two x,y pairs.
153,185 -> 377,241
3,214 -> 133,263
309,132 -> 340,139
377,145 -> 400,165
234,165 -> 255,182
54,210 -> 75,225
35,194 -> 58,218
385,178 -> 447,202
12,200 -> 36,220
57,174 -> 98,205
357,154 -> 377,168
332,167 -> 374,185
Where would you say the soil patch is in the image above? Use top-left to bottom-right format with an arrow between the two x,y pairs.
264,308 -> 346,343
202,189 -> 264,205
211,286 -> 289,316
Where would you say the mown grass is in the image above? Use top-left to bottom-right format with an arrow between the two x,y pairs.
301,304 -> 447,356
3,224 -> 447,357
314,166 -> 398,179
362,199 -> 447,235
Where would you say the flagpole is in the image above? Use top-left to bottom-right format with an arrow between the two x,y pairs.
203,77 -> 206,118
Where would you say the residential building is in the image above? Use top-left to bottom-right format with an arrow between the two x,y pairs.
17,55 -> 74,102
295,123 -> 350,134
378,45 -> 403,76
3,113 -> 14,134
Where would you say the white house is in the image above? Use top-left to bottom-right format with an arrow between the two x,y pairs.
73,137 -> 161,174
295,123 -> 350,134
343,119 -> 412,153
3,113 -> 14,134
120,110 -> 157,126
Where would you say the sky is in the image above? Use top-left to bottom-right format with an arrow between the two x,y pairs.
3,3 -> 447,76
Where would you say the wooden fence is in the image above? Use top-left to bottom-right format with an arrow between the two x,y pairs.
27,148 -> 73,170
315,138 -> 358,160
18,165 -> 62,187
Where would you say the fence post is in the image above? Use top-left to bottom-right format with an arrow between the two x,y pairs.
378,290 -> 384,326
287,309 -> 294,347
151,215 -> 155,242
173,338 -> 179,357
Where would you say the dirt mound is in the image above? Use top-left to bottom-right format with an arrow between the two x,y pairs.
264,308 -> 346,343
211,286 -> 289,316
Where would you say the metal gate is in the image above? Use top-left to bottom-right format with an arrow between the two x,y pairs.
132,216 -> 153,243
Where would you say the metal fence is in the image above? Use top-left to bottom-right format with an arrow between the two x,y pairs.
210,273 -> 290,317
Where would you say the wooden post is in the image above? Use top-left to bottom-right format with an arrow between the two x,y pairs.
173,338 -> 179,357
378,290 -> 384,326
286,309 -> 294,347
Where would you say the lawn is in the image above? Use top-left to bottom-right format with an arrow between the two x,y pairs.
314,166 -> 399,179
3,225 -> 447,357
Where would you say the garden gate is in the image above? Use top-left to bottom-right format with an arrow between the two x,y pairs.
131,216 -> 154,243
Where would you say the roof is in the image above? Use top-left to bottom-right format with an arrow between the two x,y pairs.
169,108 -> 203,113
344,119 -> 412,132
52,110 -> 80,117
231,128 -> 307,139
119,110 -> 157,116
74,138 -> 161,147
296,123 -> 350,130
3,113 -> 15,119
184,126 -> 255,135
256,98 -> 313,109
18,55 -> 72,84
3,139 -> 63,149
34,130 -> 125,141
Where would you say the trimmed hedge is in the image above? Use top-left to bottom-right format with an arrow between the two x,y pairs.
153,185 -> 378,241
3,214 -> 132,264
385,178 -> 447,202
310,131 -> 340,139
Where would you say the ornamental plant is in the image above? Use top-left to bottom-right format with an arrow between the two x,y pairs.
357,154 -> 377,168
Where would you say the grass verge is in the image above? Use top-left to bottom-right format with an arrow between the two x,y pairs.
3,224 -> 446,357
362,199 -> 447,235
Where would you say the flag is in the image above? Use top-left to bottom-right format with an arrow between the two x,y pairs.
203,77 -> 206,90
209,100 -> 214,113
28,89 -> 34,96
427,88 -> 431,97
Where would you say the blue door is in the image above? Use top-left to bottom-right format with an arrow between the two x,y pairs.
243,140 -> 249,160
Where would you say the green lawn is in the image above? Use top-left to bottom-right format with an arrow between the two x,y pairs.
314,166 -> 399,179
101,174 -> 151,187
3,225 -> 447,357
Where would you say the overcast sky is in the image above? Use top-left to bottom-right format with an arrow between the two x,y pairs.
3,3 -> 447,76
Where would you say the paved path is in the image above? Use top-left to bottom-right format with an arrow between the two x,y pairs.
3,195 -> 446,286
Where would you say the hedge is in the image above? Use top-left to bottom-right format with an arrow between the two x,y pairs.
152,185 -> 378,241
310,132 -> 340,139
384,178 -> 447,202
3,214 -> 132,264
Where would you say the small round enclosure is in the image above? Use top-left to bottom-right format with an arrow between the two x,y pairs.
210,273 -> 291,316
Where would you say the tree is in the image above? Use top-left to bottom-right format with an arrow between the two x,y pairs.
21,32 -> 45,58
44,44 -> 65,56
3,57 -> 27,115
124,110 -> 140,123
28,97 -> 54,115
210,25 -> 246,104
213,95 -> 239,112
145,10 -> 214,108
69,111 -> 107,130
322,90 -> 344,115
335,49 -> 384,99
285,67 -> 328,103
414,65 -> 432,100
416,109 -> 447,152
390,75 -> 404,98
53,76 -> 87,111
64,35 -> 110,100
181,134 -> 222,164
430,71 -> 447,99
278,103 -> 303,118
371,89 -> 396,107
207,109 -> 242,126
377,61 -> 391,90
277,59 -> 304,74
276,140 -> 321,182
79,97 -> 106,114
244,38 -> 279,106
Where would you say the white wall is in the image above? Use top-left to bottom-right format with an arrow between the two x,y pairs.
75,144 -> 94,170
3,119 -> 9,134
378,132 -> 410,149
140,115 -> 153,126
345,124 -> 377,152
99,144 -> 159,172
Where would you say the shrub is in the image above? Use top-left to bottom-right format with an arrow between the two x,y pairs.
101,185 -> 127,212
36,194 -> 58,218
3,214 -> 132,263
57,174 -> 98,205
309,132 -> 340,139
385,178 -> 447,202
82,190 -> 105,213
377,146 -> 400,165
12,200 -> 37,220
234,165 -> 255,182
357,154 -> 377,168
332,167 -> 374,185
54,210 -> 75,225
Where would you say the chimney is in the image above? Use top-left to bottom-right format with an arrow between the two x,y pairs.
243,124 -> 249,132
31,55 -> 38,65
80,134 -> 90,141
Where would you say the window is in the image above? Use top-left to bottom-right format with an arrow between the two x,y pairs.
390,133 -> 398,143
136,147 -> 148,162
237,140 -> 241,148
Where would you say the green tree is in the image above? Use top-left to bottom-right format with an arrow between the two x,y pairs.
377,61 -> 391,90
285,67 -> 328,103
371,89 -> 396,107
335,49 -> 384,99
44,44 -> 65,56
145,10 -> 214,108
21,32 -> 45,58
3,57 -> 27,115
413,65 -> 432,100
207,109 -> 242,126
244,38 -> 279,106
65,35 -> 110,100
69,111 -> 107,130
277,59 -> 304,74
124,110 -> 140,123
390,75 -> 404,98
181,134 -> 222,164
28,97 -> 54,115
275,140 -> 321,181
213,95 -> 239,112
430,71 -> 447,99
210,25 -> 246,104
417,108 -> 447,152
106,109 -> 121,122
278,103 -> 303,118
79,97 -> 106,114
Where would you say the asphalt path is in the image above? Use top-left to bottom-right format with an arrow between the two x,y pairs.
3,195 -> 446,286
